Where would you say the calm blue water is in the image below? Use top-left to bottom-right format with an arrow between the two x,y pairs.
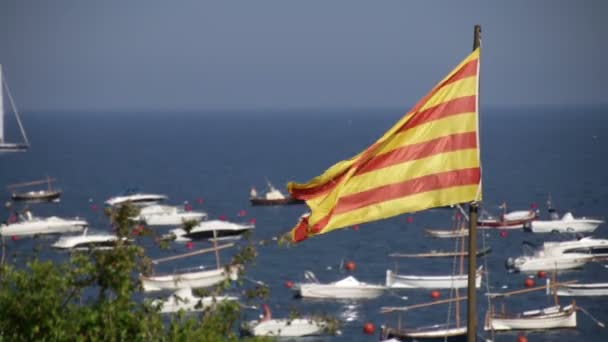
2,106 -> 608,341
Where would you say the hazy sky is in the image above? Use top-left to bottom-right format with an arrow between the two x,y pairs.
0,0 -> 605,112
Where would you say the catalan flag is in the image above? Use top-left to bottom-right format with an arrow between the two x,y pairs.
287,48 -> 481,243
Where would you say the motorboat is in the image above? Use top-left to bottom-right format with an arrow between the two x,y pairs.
249,181 -> 303,206
506,253 -> 593,272
151,287 -> 237,314
140,265 -> 240,292
133,204 -> 207,226
478,209 -> 537,229
527,212 -> 604,233
52,229 -> 128,250
105,190 -> 167,207
385,266 -> 483,289
484,303 -> 577,331
380,324 -> 467,342
294,271 -> 386,299
0,212 -> 87,237
168,220 -> 254,242
506,237 -> 608,272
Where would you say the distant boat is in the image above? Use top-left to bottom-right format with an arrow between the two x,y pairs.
249,180 -> 303,206
294,271 -> 386,299
52,228 -> 128,250
105,189 -> 168,207
553,282 -> 608,297
168,220 -> 254,242
385,266 -> 483,289
241,304 -> 327,337
478,207 -> 537,229
0,64 -> 29,153
140,265 -> 241,292
528,212 -> 603,234
0,211 -> 87,237
8,177 -> 61,202
133,204 -> 207,226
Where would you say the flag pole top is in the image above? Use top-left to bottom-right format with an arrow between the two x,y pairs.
473,25 -> 481,50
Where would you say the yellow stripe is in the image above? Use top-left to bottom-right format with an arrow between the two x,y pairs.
338,148 -> 479,197
374,112 -> 476,156
321,185 -> 480,234
418,76 -> 477,113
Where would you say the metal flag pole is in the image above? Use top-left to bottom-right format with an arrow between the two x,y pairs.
467,24 -> 481,342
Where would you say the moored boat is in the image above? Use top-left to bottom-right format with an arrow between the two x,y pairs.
105,190 -> 167,207
385,266 -> 483,289
133,204 -> 207,226
380,324 -> 467,342
484,304 -> 577,331
478,209 -> 537,229
0,212 -> 87,237
553,282 -> 608,297
528,212 -> 604,233
168,220 -> 254,242
52,229 -> 128,250
294,271 -> 385,299
140,265 -> 240,292
249,181 -> 303,206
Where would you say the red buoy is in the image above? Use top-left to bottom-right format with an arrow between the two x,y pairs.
430,290 -> 441,299
186,241 -> 194,249
407,216 -> 414,223
537,270 -> 547,279
10,235 -> 17,241
363,322 -> 375,335
197,197 -> 203,204
499,230 -> 508,238
249,218 -> 256,225
524,278 -> 535,288
517,334 -> 528,342
344,261 -> 356,271
284,280 -> 294,289
219,215 -> 226,221
90,204 -> 98,211
352,225 -> 360,231
238,209 -> 247,217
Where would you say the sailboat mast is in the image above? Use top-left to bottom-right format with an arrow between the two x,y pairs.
466,24 -> 481,342
0,65 -> 4,142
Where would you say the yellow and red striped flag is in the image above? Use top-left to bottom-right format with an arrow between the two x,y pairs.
288,48 -> 481,243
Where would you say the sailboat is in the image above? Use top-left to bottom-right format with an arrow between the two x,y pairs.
8,177 -> 61,202
0,65 -> 29,153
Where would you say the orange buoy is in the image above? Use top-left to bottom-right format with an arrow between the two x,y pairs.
284,280 -> 294,289
344,261 -> 356,271
537,270 -> 547,278
499,230 -> 508,238
517,334 -> 528,342
363,322 -> 375,335
524,278 -> 535,288
430,290 -> 441,299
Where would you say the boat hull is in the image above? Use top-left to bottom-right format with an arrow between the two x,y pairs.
0,217 -> 87,237
486,308 -> 576,331
249,198 -> 304,206
381,325 -> 467,342
11,190 -> 61,202
385,268 -> 482,289
140,266 -> 239,292
555,283 -> 608,296
297,284 -> 385,299
529,220 -> 603,233
243,318 -> 324,337
508,254 -> 592,272
142,213 -> 206,226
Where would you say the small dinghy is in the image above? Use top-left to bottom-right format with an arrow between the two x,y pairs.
485,304 -> 577,331
294,271 -> 386,299
241,304 -> 326,337
151,287 -> 237,314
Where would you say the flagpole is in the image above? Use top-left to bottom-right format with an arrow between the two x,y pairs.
467,24 -> 481,342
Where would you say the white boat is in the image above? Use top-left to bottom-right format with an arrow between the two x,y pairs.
105,191 -> 167,207
295,271 -> 386,299
151,287 -> 237,314
249,180 -> 303,206
553,282 -> 608,297
425,228 -> 468,238
243,318 -> 326,337
168,220 -> 254,242
140,265 -> 240,292
0,212 -> 87,237
381,324 -> 467,341
0,64 -> 29,153
528,212 -> 604,233
385,266 -> 483,289
485,304 -> 577,331
52,229 -> 127,250
478,209 -> 537,229
133,204 -> 207,226
542,236 -> 608,256
506,253 -> 593,272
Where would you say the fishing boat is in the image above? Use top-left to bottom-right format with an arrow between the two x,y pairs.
141,265 -> 241,292
381,324 -> 467,342
133,204 -> 207,226
105,189 -> 167,207
552,282 -> 608,297
477,208 -> 537,229
249,180 -> 303,206
52,228 -> 128,250
0,211 -> 87,237
8,177 -> 61,202
168,220 -> 254,242
386,266 -> 483,289
0,64 -> 29,153
528,212 -> 604,233
151,287 -> 238,314
484,304 -> 577,331
294,271 -> 385,299
241,304 -> 326,337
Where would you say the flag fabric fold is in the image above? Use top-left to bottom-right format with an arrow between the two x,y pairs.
287,48 -> 481,243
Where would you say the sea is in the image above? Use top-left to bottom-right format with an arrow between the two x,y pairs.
1,105 -> 608,341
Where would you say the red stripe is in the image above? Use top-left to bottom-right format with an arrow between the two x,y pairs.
292,216 -> 310,242
443,59 -> 478,87
399,95 -> 476,133
334,168 -> 480,215
356,132 -> 478,175
290,172 -> 348,200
